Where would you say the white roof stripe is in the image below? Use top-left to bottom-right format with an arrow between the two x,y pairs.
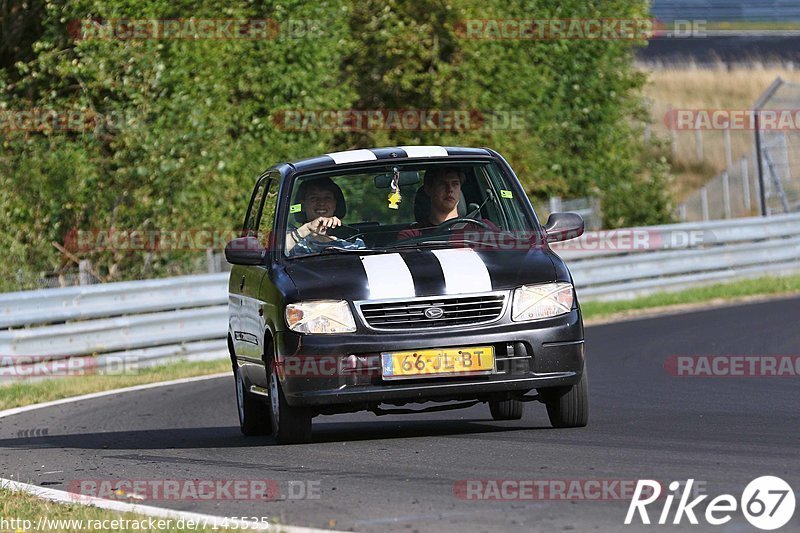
326,149 -> 378,164
400,146 -> 448,158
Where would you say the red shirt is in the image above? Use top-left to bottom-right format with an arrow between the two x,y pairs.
397,218 -> 499,241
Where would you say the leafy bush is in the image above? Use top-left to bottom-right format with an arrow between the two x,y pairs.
0,0 -> 671,291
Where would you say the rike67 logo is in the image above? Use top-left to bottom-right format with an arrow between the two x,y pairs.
626,477 -> 795,530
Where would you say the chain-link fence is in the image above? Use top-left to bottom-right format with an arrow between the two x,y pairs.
678,77 -> 800,221
679,155 -> 760,221
755,78 -> 800,215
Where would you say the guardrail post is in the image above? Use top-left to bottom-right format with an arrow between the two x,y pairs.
79,260 -> 93,286
206,248 -> 216,273
741,156 -> 751,212
549,196 -> 562,214
722,171 -> 731,219
700,187 -> 709,221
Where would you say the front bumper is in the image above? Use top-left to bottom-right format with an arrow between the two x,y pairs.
274,308 -> 585,407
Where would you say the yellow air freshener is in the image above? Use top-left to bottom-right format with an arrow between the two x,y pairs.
388,191 -> 402,209
387,166 -> 402,209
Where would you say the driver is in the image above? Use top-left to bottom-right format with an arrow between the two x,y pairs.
286,177 -> 365,256
397,167 -> 497,240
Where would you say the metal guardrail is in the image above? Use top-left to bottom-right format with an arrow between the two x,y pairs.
0,273 -> 228,329
558,212 -> 800,300
2,213 -> 799,378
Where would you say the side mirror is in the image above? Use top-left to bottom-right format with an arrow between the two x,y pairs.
224,236 -> 268,265
544,212 -> 584,243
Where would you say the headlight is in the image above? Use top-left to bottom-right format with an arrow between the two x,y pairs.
285,300 -> 356,334
511,282 -> 574,321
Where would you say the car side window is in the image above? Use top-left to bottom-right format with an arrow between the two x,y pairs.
243,177 -> 267,237
257,175 -> 279,237
243,175 -> 276,237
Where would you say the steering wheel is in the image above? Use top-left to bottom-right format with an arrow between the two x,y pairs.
430,217 -> 493,234
327,224 -> 363,242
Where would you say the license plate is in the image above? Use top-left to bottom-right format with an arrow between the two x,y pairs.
381,346 -> 494,380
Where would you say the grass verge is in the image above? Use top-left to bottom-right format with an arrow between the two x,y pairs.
0,358 -> 230,411
581,273 -> 800,322
1,358 -> 237,531
0,488 -> 234,532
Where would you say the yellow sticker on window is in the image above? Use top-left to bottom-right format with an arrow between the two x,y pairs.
500,190 -> 513,199
290,203 -> 302,213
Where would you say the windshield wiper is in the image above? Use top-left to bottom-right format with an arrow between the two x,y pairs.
289,247 -> 378,259
385,239 -> 499,250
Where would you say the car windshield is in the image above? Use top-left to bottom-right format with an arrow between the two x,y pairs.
282,161 -> 540,257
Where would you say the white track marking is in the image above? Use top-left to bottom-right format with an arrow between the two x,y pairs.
0,372 -> 341,533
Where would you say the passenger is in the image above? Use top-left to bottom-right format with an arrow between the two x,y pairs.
286,177 -> 365,255
397,167 -> 497,240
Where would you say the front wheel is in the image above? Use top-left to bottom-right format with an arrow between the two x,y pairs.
489,399 -> 524,420
234,365 -> 272,436
268,360 -> 312,444
542,370 -> 589,428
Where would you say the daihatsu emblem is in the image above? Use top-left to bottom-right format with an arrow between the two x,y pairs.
424,306 -> 444,319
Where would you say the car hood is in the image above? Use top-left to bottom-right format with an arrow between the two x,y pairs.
283,247 -> 558,302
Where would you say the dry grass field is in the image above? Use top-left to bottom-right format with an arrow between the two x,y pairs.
641,64 -> 800,201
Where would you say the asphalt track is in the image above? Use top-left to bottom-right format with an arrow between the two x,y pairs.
639,36 -> 800,64
1,297 -> 799,532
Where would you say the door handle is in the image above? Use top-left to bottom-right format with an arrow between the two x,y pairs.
239,276 -> 246,291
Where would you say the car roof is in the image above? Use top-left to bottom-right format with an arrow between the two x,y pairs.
276,146 -> 495,176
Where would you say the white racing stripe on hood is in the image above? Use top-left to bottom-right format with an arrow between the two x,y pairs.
361,254 -> 416,300
431,248 -> 492,294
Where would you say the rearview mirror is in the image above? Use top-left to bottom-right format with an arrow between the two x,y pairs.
544,212 -> 584,243
224,236 -> 268,265
374,171 -> 420,189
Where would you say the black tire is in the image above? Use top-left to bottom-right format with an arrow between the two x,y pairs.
543,370 -> 589,428
234,365 -> 272,436
489,399 -> 524,420
268,360 -> 312,444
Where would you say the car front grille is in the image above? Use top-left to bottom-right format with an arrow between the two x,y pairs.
357,292 -> 507,330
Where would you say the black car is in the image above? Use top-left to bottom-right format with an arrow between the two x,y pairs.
225,146 -> 587,444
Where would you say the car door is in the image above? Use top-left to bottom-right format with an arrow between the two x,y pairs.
231,173 -> 274,362
237,172 -> 281,396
